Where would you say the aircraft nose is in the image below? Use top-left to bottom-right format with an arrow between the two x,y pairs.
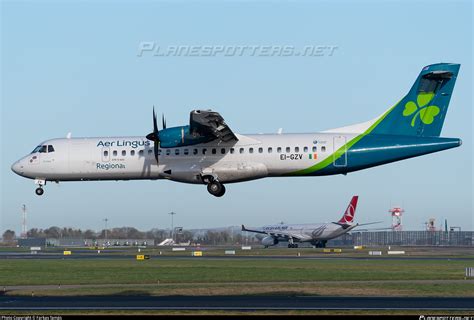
11,160 -> 23,175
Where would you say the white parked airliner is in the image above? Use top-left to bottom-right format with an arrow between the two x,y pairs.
11,63 -> 462,197
242,196 -> 366,248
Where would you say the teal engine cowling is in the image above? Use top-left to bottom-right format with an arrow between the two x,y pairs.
159,125 -> 212,148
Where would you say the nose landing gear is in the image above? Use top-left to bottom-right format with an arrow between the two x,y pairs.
34,179 -> 46,196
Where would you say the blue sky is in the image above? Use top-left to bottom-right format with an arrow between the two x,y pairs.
1,0 -> 472,234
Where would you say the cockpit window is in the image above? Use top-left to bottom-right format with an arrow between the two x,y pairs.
31,145 -> 53,154
31,146 -> 42,154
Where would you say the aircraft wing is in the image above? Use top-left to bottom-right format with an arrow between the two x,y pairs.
270,231 -> 308,242
189,110 -> 238,143
349,221 -> 387,232
357,221 -> 384,227
241,225 -> 267,235
242,225 -> 306,241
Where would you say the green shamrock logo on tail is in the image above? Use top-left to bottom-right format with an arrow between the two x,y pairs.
403,92 -> 440,127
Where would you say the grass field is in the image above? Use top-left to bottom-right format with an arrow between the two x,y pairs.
1,257 -> 473,297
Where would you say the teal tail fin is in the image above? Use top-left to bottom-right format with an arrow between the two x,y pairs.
371,63 -> 460,137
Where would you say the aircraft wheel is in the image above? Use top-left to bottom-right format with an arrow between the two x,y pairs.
35,187 -> 44,196
218,184 -> 226,197
207,181 -> 225,197
294,244 -> 299,248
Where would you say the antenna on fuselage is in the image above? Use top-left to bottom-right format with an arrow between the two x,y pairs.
277,128 -> 283,135
66,132 -> 72,139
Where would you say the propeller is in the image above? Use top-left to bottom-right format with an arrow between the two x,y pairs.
162,114 -> 167,129
146,107 -> 160,163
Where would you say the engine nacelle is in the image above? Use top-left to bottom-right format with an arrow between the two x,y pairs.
159,125 -> 212,148
261,236 -> 278,247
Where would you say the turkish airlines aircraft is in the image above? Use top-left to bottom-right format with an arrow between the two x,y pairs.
242,196 -> 365,248
12,63 -> 461,197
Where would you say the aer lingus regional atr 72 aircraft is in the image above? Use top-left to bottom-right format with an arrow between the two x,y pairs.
242,196 -> 367,248
12,63 -> 462,197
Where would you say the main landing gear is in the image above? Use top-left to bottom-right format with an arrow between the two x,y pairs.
34,179 -> 46,196
311,240 -> 327,248
287,239 -> 298,248
202,175 -> 226,197
207,180 -> 226,197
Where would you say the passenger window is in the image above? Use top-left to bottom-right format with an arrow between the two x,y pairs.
104,150 -> 109,157
131,150 -> 135,156
184,149 -> 189,155
139,150 -> 144,156
230,148 -> 235,154
313,146 -> 317,152
221,148 -> 226,154
258,147 -> 263,153
193,149 -> 198,155
175,149 -> 180,155
158,149 -> 162,155
268,147 -> 273,153
249,148 -> 254,154
212,148 -> 217,155
48,145 -> 55,153
295,147 -> 299,153
202,148 -> 207,155
321,146 -> 326,152
148,149 -> 153,155
277,147 -> 282,153
166,149 -> 171,156
304,146 -> 308,152
122,150 -> 126,156
113,150 -> 118,156
240,148 -> 244,154
286,147 -> 290,153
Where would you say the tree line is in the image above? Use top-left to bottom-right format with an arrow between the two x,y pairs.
2,227 -> 260,245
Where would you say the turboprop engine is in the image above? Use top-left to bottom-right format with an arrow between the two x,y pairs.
159,125 -> 212,148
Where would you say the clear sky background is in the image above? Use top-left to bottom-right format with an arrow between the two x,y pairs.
1,0 -> 472,234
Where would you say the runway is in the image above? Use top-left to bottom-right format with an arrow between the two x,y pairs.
1,295 -> 473,310
0,252 -> 472,261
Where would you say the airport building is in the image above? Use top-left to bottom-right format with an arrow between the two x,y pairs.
330,231 -> 474,247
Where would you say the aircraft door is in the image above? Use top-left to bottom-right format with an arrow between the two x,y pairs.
333,135 -> 347,167
102,147 -> 110,162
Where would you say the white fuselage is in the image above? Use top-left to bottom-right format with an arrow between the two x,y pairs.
260,222 -> 356,242
12,132 -> 353,184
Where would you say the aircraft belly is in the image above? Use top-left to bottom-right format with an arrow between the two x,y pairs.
160,162 -> 203,183
161,160 -> 269,184
208,161 -> 268,183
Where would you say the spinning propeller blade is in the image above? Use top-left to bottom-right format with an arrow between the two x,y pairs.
162,114 -> 167,130
145,106 -> 160,163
